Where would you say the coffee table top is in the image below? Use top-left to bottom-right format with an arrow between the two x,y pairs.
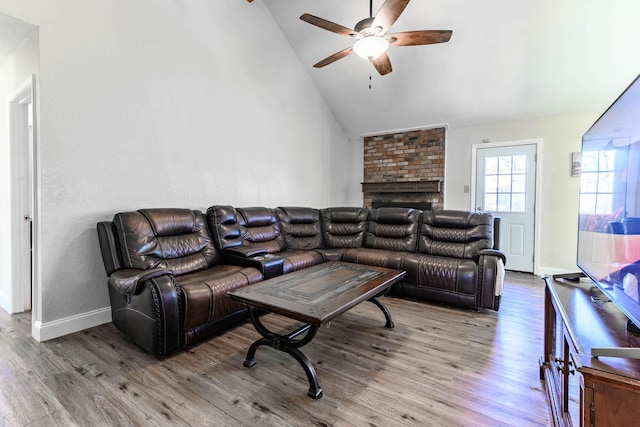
227,261 -> 405,326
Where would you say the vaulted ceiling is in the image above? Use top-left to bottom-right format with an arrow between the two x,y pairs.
0,12 -> 35,66
3,2 -> 640,142
263,0 -> 640,140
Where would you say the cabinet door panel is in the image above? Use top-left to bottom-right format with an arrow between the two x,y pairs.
584,376 -> 640,426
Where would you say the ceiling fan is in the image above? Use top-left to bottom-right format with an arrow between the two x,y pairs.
300,0 -> 452,76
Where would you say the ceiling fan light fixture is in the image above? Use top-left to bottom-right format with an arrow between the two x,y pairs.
353,36 -> 389,60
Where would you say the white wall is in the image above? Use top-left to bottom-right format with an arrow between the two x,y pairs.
0,28 -> 38,313
344,138 -> 364,206
0,0 -> 350,338
445,111 -> 605,275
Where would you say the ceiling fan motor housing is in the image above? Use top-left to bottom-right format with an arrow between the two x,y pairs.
354,17 -> 383,37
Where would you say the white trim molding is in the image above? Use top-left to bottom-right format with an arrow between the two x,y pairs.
360,123 -> 450,138
32,307 -> 112,342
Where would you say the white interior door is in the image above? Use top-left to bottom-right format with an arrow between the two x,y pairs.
475,143 -> 537,273
9,78 -> 35,314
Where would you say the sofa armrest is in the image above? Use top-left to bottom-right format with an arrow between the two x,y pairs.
478,252 -> 506,310
478,248 -> 506,265
108,272 -> 181,355
221,252 -> 283,279
316,248 -> 346,262
108,267 -> 173,295
223,246 -> 268,258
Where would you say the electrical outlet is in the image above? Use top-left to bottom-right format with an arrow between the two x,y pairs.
463,185 -> 470,193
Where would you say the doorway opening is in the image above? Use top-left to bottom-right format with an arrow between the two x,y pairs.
8,75 -> 37,316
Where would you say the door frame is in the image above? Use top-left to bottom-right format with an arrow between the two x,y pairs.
8,75 -> 39,322
471,138 -> 543,275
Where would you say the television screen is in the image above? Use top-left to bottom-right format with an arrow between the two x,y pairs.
578,73 -> 640,330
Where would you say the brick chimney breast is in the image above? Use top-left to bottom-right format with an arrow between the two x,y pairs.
363,127 -> 445,210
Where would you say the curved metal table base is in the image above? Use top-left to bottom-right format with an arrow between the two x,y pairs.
242,297 -> 394,399
369,296 -> 395,329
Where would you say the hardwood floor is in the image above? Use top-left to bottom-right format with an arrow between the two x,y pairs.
0,272 -> 551,426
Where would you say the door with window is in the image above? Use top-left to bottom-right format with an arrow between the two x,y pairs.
475,143 -> 537,273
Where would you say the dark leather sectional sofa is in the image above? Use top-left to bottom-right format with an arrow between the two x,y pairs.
97,206 -> 506,355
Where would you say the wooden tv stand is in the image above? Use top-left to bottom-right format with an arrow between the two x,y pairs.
540,276 -> 640,426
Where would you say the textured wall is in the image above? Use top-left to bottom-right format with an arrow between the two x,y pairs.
0,1 -> 350,335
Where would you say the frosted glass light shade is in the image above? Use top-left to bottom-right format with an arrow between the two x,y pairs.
353,36 -> 389,60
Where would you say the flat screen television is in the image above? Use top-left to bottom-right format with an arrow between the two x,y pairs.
577,73 -> 640,337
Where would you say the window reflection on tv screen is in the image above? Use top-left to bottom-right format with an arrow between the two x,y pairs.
578,74 -> 640,327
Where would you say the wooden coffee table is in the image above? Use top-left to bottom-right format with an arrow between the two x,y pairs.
227,261 -> 406,399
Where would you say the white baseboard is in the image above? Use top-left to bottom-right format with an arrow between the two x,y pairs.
32,307 -> 112,342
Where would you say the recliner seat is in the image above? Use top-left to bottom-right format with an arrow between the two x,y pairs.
399,210 -> 505,310
97,208 -> 262,355
342,207 -> 421,270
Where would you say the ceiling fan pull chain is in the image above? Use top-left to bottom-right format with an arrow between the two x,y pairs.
369,67 -> 372,89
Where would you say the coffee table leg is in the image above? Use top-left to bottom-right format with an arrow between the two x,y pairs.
243,307 -> 323,399
368,297 -> 394,329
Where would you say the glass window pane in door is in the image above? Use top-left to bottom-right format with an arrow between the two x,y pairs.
512,155 -> 526,173
485,157 -> 498,175
485,175 -> 498,192
485,194 -> 497,211
498,156 -> 512,174
512,174 -> 526,192
483,153 -> 529,213
512,194 -> 525,212
498,175 -> 512,193
497,194 -> 511,211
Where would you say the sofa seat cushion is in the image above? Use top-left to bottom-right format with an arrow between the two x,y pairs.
342,248 -> 406,270
402,253 -> 478,296
280,250 -> 325,274
175,265 -> 262,330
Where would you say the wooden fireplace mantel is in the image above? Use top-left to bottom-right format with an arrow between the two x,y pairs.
361,180 -> 441,193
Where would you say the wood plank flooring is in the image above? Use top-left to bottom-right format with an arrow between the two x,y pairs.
0,272 -> 551,426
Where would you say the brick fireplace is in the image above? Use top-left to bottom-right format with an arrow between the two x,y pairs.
362,127 -> 445,210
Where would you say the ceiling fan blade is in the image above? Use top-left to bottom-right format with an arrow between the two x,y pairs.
372,52 -> 393,76
389,30 -> 452,46
372,0 -> 410,33
313,46 -> 354,68
300,14 -> 358,38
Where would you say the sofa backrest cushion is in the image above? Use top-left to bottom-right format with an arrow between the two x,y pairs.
275,207 -> 323,250
205,205 -> 244,251
364,207 -> 420,252
418,210 -> 493,259
235,206 -> 285,253
113,208 -> 219,276
320,207 -> 369,248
